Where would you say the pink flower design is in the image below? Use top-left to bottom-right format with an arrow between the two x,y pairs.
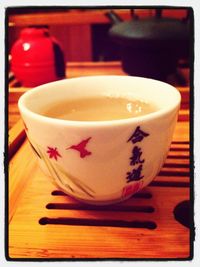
47,146 -> 62,161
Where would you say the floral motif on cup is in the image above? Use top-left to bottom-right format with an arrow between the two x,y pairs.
45,137 -> 92,161
47,146 -> 62,160
27,137 -> 95,199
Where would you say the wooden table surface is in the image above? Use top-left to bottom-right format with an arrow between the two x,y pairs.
8,61 -> 191,260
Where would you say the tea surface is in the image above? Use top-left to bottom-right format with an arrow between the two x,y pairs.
41,96 -> 158,121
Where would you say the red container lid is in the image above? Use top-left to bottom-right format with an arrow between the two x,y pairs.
11,27 -> 55,67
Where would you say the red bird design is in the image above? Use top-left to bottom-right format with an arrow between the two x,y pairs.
67,137 -> 92,158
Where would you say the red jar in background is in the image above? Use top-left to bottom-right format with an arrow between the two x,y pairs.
10,26 -> 66,87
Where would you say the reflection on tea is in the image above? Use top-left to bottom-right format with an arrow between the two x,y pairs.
41,96 -> 158,121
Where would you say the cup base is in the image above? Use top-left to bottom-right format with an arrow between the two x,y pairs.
67,192 -> 133,206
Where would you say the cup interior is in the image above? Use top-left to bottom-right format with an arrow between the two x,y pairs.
18,75 -> 181,123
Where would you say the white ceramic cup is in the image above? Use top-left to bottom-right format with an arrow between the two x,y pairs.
18,75 -> 181,205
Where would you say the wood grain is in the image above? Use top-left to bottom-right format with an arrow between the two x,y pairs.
8,119 -> 26,158
8,9 -> 150,27
8,9 -> 188,27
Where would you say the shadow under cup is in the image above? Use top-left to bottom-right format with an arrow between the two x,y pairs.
18,76 -> 181,205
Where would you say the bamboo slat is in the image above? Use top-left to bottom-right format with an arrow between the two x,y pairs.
8,119 -> 25,158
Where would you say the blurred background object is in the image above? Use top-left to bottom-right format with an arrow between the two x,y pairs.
106,9 -> 190,82
7,8 -> 192,86
10,26 -> 65,87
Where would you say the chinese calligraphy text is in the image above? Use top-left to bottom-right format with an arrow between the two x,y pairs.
126,126 -> 149,183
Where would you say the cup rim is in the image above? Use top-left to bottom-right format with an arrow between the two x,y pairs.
18,75 -> 181,128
